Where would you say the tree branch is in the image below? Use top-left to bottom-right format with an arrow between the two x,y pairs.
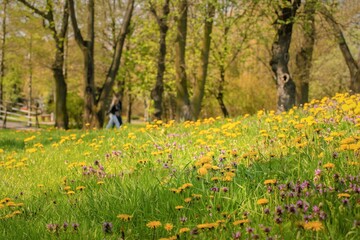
68,0 -> 86,47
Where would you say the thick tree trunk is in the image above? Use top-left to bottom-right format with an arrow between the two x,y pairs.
191,2 -> 215,120
175,0 -> 191,121
175,0 -> 192,121
270,0 -> 300,112
294,0 -> 316,105
53,66 -> 68,129
69,0 -> 97,127
150,0 -> 170,120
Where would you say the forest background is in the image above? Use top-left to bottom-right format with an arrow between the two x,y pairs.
0,0 -> 359,129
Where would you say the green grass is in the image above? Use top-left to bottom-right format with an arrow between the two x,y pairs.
0,93 -> 360,239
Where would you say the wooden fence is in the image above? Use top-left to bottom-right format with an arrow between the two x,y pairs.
0,101 -> 54,129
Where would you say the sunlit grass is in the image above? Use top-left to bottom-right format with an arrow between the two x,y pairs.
0,93 -> 360,239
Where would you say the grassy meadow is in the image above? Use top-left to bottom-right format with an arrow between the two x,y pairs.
0,93 -> 360,240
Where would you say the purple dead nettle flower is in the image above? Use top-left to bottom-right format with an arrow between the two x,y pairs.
252,234 -> 260,239
46,223 -> 59,232
267,186 -> 273,193
263,227 -> 271,234
319,211 -> 327,220
315,169 -> 321,176
296,200 -> 303,209
332,152 -> 339,159
301,181 -> 310,190
190,228 -> 199,235
222,187 -> 229,192
304,214 -> 313,222
243,211 -> 249,218
180,216 -> 187,223
94,160 -> 100,166
264,208 -> 270,215
275,206 -> 284,216
72,223 -> 79,231
288,204 -> 296,214
312,205 -> 320,214
232,231 -> 241,239
102,222 -> 113,233
211,187 -> 220,192
63,222 -> 69,231
303,203 -> 310,213
275,217 -> 282,224
278,184 -> 286,191
342,198 -> 349,205
246,227 -> 254,234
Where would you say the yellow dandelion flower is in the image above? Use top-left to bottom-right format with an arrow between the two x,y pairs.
67,191 -> 75,195
191,194 -> 202,199
179,228 -> 190,234
97,181 -> 104,185
337,193 -> 350,198
76,186 -> 86,191
197,222 -> 219,229
0,149 -> 4,153
264,179 -> 277,185
164,223 -> 173,231
257,198 -> 269,205
117,214 -> 132,221
0,198 -> 11,203
323,163 -> 335,169
197,167 -> 208,176
303,221 -> 324,231
175,205 -> 184,210
181,183 -> 193,189
64,186 -> 71,191
146,221 -> 162,229
12,210 -> 21,215
184,197 -> 192,203
233,219 -> 249,226
37,184 -> 44,188
6,202 -> 16,207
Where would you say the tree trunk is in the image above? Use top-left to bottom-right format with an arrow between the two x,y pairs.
0,0 -> 7,104
217,65 -> 229,118
69,0 -> 96,127
150,0 -> 170,120
175,0 -> 191,121
191,2 -> 215,120
54,67 -> 68,129
95,0 -> 134,128
320,5 -> 360,93
270,0 -> 300,112
294,0 -> 316,105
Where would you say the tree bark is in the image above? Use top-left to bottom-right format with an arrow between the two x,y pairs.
217,64 -> 229,118
294,0 -> 316,105
18,0 -> 69,129
191,1 -> 215,120
0,0 -> 7,104
150,0 -> 170,120
320,5 -> 360,93
68,0 -> 96,127
270,0 -> 301,112
175,0 -> 191,121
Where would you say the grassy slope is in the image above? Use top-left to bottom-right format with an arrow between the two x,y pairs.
0,93 -> 359,239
